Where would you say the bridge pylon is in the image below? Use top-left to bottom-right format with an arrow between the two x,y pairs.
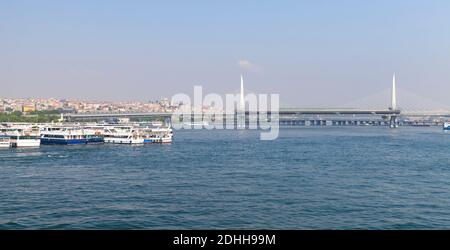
389,73 -> 399,128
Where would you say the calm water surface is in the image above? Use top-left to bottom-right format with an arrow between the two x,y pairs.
1,127 -> 449,229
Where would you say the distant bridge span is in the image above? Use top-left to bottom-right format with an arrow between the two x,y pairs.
63,108 -> 401,121
64,74 -> 408,123
277,108 -> 400,115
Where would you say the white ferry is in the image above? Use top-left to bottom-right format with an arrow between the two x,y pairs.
103,127 -> 144,144
40,126 -> 104,145
444,122 -> 450,131
1,126 -> 41,147
0,134 -> 11,148
141,126 -> 173,143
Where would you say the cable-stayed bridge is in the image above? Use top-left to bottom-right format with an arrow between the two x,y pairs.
64,75 -> 449,127
340,88 -> 450,116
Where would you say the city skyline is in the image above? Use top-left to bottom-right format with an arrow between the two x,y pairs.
2,0 -> 450,107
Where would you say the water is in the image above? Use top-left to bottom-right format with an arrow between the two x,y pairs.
0,127 -> 449,229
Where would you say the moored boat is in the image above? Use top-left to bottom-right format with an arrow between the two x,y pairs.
0,134 -> 11,148
141,126 -> 173,143
1,126 -> 41,147
40,126 -> 104,145
444,122 -> 450,131
103,127 -> 144,144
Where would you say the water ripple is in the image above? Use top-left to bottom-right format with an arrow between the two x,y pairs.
0,127 -> 449,229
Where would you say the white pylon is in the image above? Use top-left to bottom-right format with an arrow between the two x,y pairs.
391,73 -> 397,110
240,74 -> 245,111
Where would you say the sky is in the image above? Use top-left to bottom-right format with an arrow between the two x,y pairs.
1,0 -> 450,108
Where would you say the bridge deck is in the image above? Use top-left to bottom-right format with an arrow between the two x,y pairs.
64,109 -> 400,118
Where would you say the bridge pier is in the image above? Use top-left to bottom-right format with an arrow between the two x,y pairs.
389,115 -> 399,128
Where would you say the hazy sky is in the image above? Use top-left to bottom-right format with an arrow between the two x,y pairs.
1,0 -> 450,107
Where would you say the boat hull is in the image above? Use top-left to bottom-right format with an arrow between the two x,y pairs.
86,137 -> 105,144
144,138 -> 159,143
40,138 -> 88,145
143,137 -> 172,143
104,138 -> 144,144
161,138 -> 172,143
11,139 -> 41,147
